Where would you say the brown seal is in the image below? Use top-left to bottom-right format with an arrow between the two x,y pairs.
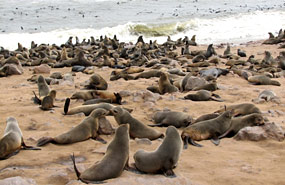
133,126 -> 182,177
181,109 -> 234,148
134,70 -> 162,80
70,90 -> 122,104
37,108 -> 108,146
214,103 -> 261,117
184,90 -> 223,102
219,113 -> 264,138
248,75 -> 281,86
84,73 -> 108,90
33,90 -> 57,110
192,82 -> 218,92
148,110 -> 193,128
158,72 -> 178,94
0,117 -> 40,160
111,106 -> 164,140
71,124 -> 130,183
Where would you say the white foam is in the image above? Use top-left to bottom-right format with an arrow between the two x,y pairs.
0,10 -> 285,50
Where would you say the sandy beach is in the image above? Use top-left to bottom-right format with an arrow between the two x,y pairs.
0,37 -> 284,185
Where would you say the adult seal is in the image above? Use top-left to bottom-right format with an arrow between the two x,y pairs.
181,109 -> 234,148
148,110 -> 193,128
111,106 -> 164,140
0,117 -> 40,160
133,126 -> 182,177
248,75 -> 281,86
214,103 -> 261,117
37,108 -> 108,146
184,90 -> 223,102
71,124 -> 130,183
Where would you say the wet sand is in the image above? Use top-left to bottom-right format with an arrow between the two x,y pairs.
0,41 -> 285,185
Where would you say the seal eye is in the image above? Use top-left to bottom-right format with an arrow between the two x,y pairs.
113,109 -> 118,114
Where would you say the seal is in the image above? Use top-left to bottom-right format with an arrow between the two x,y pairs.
134,70 -> 162,80
158,72 -> 178,94
192,82 -> 218,92
37,75 -> 50,97
184,90 -> 223,102
133,126 -> 182,177
71,124 -> 130,183
111,106 -> 164,140
0,117 -> 40,160
33,90 -> 57,110
248,75 -> 280,86
64,98 -> 132,116
37,108 -> 108,146
148,111 -> 193,128
84,73 -> 108,90
181,109 -> 234,148
219,113 -> 264,138
214,103 -> 261,117
70,90 -> 122,104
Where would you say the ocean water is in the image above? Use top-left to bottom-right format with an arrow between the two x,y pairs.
0,0 -> 285,50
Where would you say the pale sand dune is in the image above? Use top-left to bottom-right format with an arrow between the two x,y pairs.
0,42 -> 285,185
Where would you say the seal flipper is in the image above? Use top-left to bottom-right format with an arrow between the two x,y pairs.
64,98 -> 71,115
22,141 -> 41,150
189,138 -> 203,147
92,136 -> 107,144
148,123 -> 168,127
33,91 -> 42,105
182,136 -> 189,149
211,138 -> 220,146
210,96 -> 224,102
71,153 -> 106,184
125,163 -> 145,175
37,136 -> 54,146
163,169 -> 177,178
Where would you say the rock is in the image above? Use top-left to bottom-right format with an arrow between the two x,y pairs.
72,65 -> 85,72
234,122 -> 285,141
48,170 -> 69,184
119,90 -> 132,97
98,117 -> 115,135
234,126 -> 267,141
33,64 -> 50,74
50,72 -> 63,79
142,102 -> 155,110
66,180 -> 82,185
184,76 -> 208,91
0,176 -> 37,185
135,138 -> 152,145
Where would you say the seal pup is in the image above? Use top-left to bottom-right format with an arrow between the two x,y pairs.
84,73 -> 108,90
37,75 -> 50,97
111,106 -> 164,140
37,108 -> 108,146
0,117 -> 40,160
214,103 -> 261,117
158,72 -> 178,94
133,126 -> 182,177
248,75 -> 281,86
71,124 -> 130,183
219,113 -> 264,138
33,90 -> 57,110
70,90 -> 122,104
184,90 -> 223,102
181,109 -> 234,148
148,111 -> 193,128
237,49 -> 247,57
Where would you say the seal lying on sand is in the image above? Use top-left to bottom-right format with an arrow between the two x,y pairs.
37,108 -> 108,146
71,124 -> 130,183
133,126 -> 182,177
184,90 -> 223,102
214,103 -> 261,117
181,109 -> 234,148
0,117 -> 40,160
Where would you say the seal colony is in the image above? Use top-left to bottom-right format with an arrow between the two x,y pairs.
0,30 -> 284,184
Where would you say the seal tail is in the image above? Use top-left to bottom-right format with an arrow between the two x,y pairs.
33,91 -> 41,105
64,98 -> 71,115
37,136 -> 54,147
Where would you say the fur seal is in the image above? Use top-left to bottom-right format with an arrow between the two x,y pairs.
148,111 -> 193,128
33,90 -> 57,110
181,109 -> 234,148
237,49 -> 246,57
71,124 -> 130,183
158,72 -> 178,94
192,82 -> 218,92
37,108 -> 108,146
214,103 -> 261,117
133,126 -> 182,177
37,75 -> 50,97
70,90 -> 122,104
0,117 -> 40,160
219,113 -> 264,138
184,90 -> 223,102
134,70 -> 162,80
84,73 -> 108,90
248,75 -> 281,86
111,106 -> 164,140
